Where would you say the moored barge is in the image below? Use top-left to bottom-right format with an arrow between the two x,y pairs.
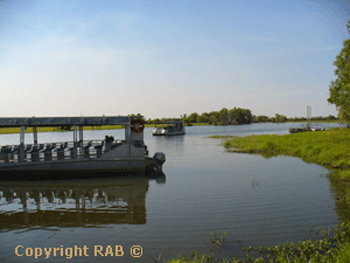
0,116 -> 165,179
152,121 -> 185,136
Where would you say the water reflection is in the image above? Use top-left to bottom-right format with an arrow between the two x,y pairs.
0,175 -> 165,231
328,172 -> 350,223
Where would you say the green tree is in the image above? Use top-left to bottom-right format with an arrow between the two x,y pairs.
256,115 -> 270,122
185,112 -> 199,123
328,21 -> 350,127
228,107 -> 252,124
208,111 -> 219,124
275,113 -> 287,123
327,115 -> 337,121
243,109 -> 253,124
197,112 -> 209,123
218,108 -> 229,124
209,115 -> 218,125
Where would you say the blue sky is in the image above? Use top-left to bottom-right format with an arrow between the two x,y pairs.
1,0 -> 349,119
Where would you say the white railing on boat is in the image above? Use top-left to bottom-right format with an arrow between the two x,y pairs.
0,140 -> 126,164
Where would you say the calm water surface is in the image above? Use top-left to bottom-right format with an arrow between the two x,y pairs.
0,123 -> 345,262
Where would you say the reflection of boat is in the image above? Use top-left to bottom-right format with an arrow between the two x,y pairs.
0,175 -> 165,230
0,116 -> 165,178
152,121 -> 185,136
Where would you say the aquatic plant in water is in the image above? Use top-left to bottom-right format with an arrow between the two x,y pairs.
210,231 -> 226,249
166,224 -> 350,262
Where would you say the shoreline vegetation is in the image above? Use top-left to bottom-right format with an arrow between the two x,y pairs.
219,128 -> 350,179
147,107 -> 339,125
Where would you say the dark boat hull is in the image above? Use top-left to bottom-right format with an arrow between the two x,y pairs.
0,158 -> 162,180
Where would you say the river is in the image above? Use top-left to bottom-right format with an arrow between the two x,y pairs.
0,123 -> 346,262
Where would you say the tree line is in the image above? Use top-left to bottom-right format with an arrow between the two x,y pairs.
146,107 -> 253,125
255,115 -> 337,123
54,112 -> 338,131
144,110 -> 337,125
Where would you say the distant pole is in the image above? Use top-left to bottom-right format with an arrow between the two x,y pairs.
307,106 -> 311,130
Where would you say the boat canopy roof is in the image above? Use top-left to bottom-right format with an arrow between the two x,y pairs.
0,116 -> 131,127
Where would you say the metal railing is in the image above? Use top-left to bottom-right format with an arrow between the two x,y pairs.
0,140 -> 121,164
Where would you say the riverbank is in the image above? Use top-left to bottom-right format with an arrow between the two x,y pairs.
215,128 -> 350,262
165,128 -> 350,262
221,128 -> 350,180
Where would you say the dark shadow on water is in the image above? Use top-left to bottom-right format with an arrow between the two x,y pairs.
226,150 -> 284,159
0,174 -> 166,231
328,171 -> 350,223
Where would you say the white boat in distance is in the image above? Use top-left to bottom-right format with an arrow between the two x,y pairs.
152,121 -> 185,136
0,116 -> 165,179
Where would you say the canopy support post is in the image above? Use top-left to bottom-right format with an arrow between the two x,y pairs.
33,127 -> 38,146
73,125 -> 78,159
79,126 -> 83,157
79,126 -> 83,142
125,124 -> 131,157
19,126 -> 25,162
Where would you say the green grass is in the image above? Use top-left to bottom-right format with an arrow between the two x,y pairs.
0,124 -> 160,134
220,128 -> 350,173
334,243 -> 350,263
288,120 -> 340,123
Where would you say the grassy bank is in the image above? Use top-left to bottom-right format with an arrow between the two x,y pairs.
287,120 -> 340,123
221,128 -> 350,179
